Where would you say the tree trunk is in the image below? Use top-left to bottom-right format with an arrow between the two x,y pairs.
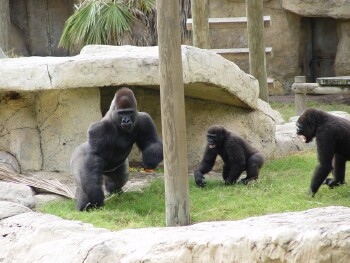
157,0 -> 190,226
246,0 -> 269,102
0,0 -> 10,52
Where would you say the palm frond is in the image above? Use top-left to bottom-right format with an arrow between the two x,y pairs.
101,2 -> 133,45
0,167 -> 75,199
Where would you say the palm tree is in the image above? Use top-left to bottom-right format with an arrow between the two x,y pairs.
59,0 -> 157,51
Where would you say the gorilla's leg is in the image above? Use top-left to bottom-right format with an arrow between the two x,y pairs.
241,152 -> 264,184
222,164 -> 229,181
75,185 -> 89,211
225,163 -> 245,185
71,144 -> 105,211
310,164 -> 333,196
324,154 -> 346,188
104,159 -> 130,194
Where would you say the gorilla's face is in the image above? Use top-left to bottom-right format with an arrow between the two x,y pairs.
296,109 -> 317,143
207,125 -> 226,150
117,109 -> 137,132
207,134 -> 219,149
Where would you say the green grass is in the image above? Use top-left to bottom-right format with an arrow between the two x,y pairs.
38,151 -> 350,231
270,100 -> 350,121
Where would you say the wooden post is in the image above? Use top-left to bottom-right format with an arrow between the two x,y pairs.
0,0 -> 10,52
294,76 -> 307,115
246,0 -> 269,102
191,0 -> 210,49
156,0 -> 190,226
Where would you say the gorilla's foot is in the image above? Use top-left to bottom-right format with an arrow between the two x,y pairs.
323,178 -> 345,188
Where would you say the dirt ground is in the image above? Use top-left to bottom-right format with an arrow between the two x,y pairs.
269,94 -> 350,104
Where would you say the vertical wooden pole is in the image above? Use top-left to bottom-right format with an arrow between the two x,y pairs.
156,0 -> 190,226
191,0 -> 210,49
294,76 -> 307,115
246,0 -> 269,102
0,0 -> 10,52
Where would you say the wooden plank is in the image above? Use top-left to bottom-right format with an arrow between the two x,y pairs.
317,76 -> 350,86
186,16 -> 271,30
212,47 -> 272,56
156,0 -> 190,226
292,83 -> 350,94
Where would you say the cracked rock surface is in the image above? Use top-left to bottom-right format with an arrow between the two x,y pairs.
0,203 -> 349,263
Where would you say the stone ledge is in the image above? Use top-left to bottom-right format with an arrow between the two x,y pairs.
0,45 -> 259,109
1,203 -> 350,262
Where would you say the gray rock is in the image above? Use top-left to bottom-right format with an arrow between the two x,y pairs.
1,205 -> 350,262
0,151 -> 20,173
0,182 -> 35,208
0,47 -> 6,58
282,0 -> 350,19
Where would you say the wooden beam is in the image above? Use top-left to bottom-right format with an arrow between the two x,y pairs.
246,0 -> 269,102
292,83 -> 350,94
191,0 -> 210,48
186,16 -> 271,30
212,47 -> 272,56
156,0 -> 190,226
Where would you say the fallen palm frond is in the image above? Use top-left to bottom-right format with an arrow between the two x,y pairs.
0,167 -> 75,199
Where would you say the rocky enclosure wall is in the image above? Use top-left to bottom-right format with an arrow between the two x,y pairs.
0,45 -> 282,173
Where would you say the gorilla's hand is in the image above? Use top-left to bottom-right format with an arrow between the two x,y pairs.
307,188 -> 316,197
194,170 -> 206,187
323,178 -> 344,188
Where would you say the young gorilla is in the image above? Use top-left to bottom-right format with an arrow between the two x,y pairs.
194,125 -> 264,187
296,108 -> 350,196
71,87 -> 163,211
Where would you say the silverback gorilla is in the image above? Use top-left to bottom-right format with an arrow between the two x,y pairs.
194,125 -> 264,187
71,87 -> 163,211
296,108 -> 350,196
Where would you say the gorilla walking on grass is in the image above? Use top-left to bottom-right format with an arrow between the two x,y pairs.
194,125 -> 264,187
71,87 -> 163,211
296,108 -> 350,196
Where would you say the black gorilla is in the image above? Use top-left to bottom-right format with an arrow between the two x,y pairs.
194,125 -> 264,187
296,108 -> 350,196
71,87 -> 163,211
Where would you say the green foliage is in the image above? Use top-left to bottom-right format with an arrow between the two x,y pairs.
38,151 -> 350,231
59,0 -> 156,51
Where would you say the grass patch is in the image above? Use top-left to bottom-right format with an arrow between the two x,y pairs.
38,151 -> 350,231
270,100 -> 350,121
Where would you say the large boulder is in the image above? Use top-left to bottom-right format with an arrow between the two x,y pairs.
1,204 -> 350,262
281,0 -> 350,19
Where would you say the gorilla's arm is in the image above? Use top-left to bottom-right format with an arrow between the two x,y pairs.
135,112 -> 163,169
194,148 -> 217,187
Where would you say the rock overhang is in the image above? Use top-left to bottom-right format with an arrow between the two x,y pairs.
0,45 -> 259,109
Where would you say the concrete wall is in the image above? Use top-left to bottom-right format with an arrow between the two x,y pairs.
206,0 -> 350,92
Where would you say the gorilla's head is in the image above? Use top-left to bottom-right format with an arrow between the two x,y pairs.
112,87 -> 138,132
207,125 -> 227,150
296,108 -> 319,143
